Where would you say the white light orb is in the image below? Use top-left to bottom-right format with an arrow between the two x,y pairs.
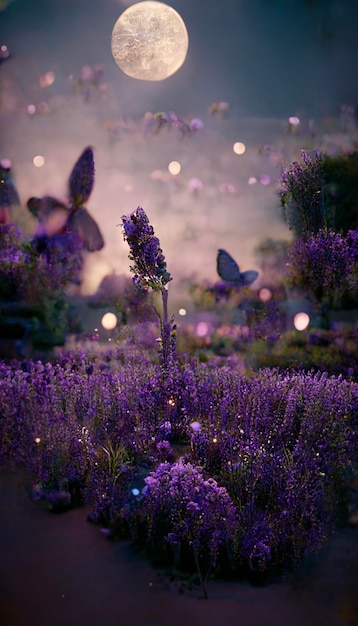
168,160 -> 181,175
33,155 -> 45,168
293,312 -> 310,331
233,141 -> 246,155
101,312 -> 118,330
288,116 -> 300,126
111,1 -> 189,81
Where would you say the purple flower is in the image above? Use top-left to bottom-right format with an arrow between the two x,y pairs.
121,206 -> 172,291
279,150 -> 329,237
288,228 -> 357,305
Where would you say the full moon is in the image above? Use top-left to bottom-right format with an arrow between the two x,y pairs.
111,1 -> 189,81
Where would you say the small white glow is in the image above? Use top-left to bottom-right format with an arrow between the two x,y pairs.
233,141 -> 246,155
288,116 -> 300,126
34,437 -> 41,444
178,308 -> 187,316
27,104 -> 36,115
248,177 -> 257,185
94,328 -> 98,332
33,155 -> 45,168
260,174 -> 271,186
259,287 -> 272,302
196,321 -> 209,337
168,160 -> 181,175
101,312 -> 117,330
294,312 -> 310,331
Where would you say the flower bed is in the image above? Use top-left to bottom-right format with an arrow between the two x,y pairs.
0,351 -> 357,595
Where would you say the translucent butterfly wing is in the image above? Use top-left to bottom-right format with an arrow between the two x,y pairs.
68,146 -> 95,207
217,249 -> 241,282
240,270 -> 259,286
68,206 -> 105,252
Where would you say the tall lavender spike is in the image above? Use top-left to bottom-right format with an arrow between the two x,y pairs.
121,206 -> 172,291
121,206 -> 174,367
68,146 -> 95,207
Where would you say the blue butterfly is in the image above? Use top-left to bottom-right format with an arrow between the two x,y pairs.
216,249 -> 258,287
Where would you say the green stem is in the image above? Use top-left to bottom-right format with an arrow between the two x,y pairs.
193,551 -> 208,600
161,288 -> 171,369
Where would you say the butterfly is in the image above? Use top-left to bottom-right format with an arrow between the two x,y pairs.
216,249 -> 258,287
27,147 -> 104,252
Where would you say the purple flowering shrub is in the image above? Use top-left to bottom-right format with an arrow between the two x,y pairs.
188,369 -> 357,571
0,225 -> 29,300
0,221 -> 84,348
0,224 -> 83,304
288,229 -> 358,308
129,461 -> 236,597
279,150 -> 329,238
280,150 -> 358,312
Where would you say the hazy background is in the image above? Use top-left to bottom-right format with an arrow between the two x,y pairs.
1,0 -> 357,299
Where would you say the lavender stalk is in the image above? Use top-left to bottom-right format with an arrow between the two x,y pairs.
121,206 -> 174,367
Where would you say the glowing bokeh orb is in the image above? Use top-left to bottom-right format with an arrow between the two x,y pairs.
196,321 -> 209,337
293,312 -> 310,331
178,308 -> 187,316
33,155 -> 45,168
111,1 -> 189,81
233,141 -> 246,155
168,160 -> 181,175
288,116 -> 300,126
259,287 -> 272,302
101,312 -> 118,330
260,174 -> 271,186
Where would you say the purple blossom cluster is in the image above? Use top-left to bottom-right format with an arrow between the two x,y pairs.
121,206 -> 175,369
288,228 -> 358,306
131,461 -> 236,597
142,111 -> 204,138
189,368 -> 357,570
0,225 -> 29,299
0,223 -> 83,303
121,206 -> 171,292
279,150 -> 329,238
